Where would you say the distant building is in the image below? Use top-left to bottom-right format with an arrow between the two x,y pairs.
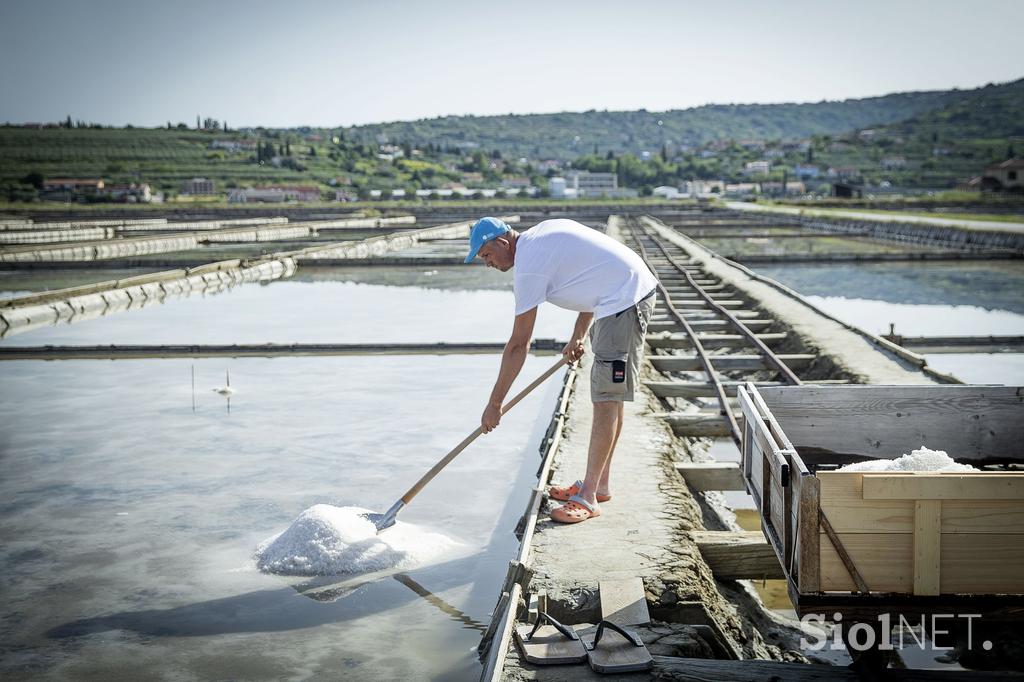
42,178 -> 105,192
723,182 -> 759,198
982,159 -> 1024,192
743,161 -> 771,176
106,183 -> 152,203
565,170 -> 617,197
794,164 -> 820,180
501,176 -> 531,189
180,177 -> 215,195
832,182 -> 864,199
826,166 -> 860,179
40,178 -> 106,201
652,186 -> 682,199
761,181 -> 806,197
549,177 -> 571,199
460,172 -> 484,185
681,179 -> 724,197
228,185 -> 321,203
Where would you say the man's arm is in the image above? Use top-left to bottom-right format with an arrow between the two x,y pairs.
562,311 -> 594,363
481,307 -> 537,433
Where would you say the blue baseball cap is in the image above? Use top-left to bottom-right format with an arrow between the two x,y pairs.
464,217 -> 511,264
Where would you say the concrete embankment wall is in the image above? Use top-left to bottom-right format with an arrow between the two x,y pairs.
726,202 -> 1024,253
0,224 -> 313,262
290,215 -> 516,260
0,228 -> 115,244
113,217 -> 290,232
0,218 -> 169,231
801,216 -> 1024,253
0,216 -> 494,336
0,257 -> 295,337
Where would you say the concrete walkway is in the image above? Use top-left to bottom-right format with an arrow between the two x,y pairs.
500,355 -> 780,681
726,201 -> 1024,235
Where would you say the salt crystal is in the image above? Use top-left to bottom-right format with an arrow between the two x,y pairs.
255,504 -> 462,576
836,446 -> 978,473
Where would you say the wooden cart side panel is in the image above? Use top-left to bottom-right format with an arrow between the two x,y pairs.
817,472 -> 1024,595
820,533 -> 1024,593
738,385 -> 764,504
756,385 -> 1024,461
863,473 -> 1024,500
739,384 -> 797,574
818,473 -> 1024,534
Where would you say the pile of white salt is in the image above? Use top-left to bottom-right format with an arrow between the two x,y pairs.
255,504 -> 461,576
836,446 -> 978,473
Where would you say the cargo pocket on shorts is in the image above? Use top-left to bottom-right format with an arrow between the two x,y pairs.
591,352 -> 629,400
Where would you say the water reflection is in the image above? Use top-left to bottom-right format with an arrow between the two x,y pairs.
0,356 -> 562,681
46,554 -> 486,639
756,262 -> 1024,314
0,267 -> 576,347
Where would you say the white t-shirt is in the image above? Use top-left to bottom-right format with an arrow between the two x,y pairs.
513,219 -> 658,319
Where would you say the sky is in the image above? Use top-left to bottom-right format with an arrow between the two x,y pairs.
1,0 -> 1022,129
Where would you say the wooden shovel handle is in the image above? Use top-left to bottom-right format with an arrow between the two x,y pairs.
399,357 -> 568,504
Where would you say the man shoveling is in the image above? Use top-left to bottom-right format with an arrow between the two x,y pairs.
465,217 -> 657,524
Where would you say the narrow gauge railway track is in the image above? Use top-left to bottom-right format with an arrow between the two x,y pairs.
622,217 -> 811,462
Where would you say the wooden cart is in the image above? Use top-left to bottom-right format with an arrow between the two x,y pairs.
737,384 -> 1024,642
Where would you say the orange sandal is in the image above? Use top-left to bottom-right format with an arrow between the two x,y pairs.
548,479 -> 611,503
550,495 -> 602,524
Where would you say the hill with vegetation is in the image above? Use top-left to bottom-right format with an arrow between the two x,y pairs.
0,78 -> 1020,203
344,88 -> 969,160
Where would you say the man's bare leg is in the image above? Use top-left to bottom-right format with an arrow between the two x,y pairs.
597,401 -> 624,495
579,400 -> 623,506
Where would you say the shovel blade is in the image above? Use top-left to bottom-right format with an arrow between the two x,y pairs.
364,500 -> 404,534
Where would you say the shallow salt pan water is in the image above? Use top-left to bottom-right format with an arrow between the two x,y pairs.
754,262 -> 1024,385
0,354 -> 564,680
0,265 -> 576,346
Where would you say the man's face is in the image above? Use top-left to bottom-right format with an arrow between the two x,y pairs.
477,238 -> 513,271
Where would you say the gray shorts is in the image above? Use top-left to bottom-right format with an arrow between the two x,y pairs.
589,291 -> 656,402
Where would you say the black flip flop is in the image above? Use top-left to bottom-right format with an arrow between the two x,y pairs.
514,611 -> 587,665
582,619 -> 653,673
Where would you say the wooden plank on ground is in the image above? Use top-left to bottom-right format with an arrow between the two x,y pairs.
690,531 -> 785,580
659,413 -> 732,437
650,354 -> 814,372
675,462 -> 746,491
598,578 -> 651,626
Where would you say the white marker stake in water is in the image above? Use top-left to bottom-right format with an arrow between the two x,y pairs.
255,504 -> 462,576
